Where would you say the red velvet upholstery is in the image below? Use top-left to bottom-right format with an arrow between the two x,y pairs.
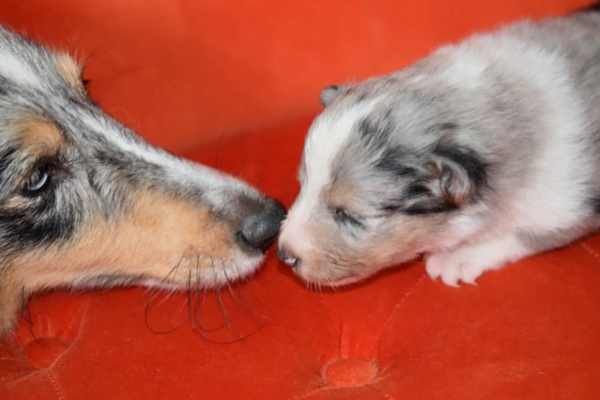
1,1 -> 599,399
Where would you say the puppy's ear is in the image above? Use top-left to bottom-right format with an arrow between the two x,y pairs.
319,85 -> 346,107
377,145 -> 487,215
427,146 -> 487,207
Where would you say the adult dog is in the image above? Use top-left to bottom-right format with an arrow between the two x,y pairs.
0,25 -> 285,333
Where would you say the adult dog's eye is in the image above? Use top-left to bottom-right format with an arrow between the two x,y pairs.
25,164 -> 51,194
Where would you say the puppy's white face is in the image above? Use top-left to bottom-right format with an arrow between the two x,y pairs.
278,77 -> 492,286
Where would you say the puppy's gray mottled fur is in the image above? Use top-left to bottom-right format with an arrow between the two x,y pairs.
278,5 -> 600,287
0,25 -> 286,333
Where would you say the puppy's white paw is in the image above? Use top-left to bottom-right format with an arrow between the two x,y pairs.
425,250 -> 485,287
425,234 -> 532,287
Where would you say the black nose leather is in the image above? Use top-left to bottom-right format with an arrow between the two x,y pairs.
238,197 -> 287,253
277,247 -> 300,269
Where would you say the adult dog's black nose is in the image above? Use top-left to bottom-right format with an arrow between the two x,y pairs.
238,197 -> 287,253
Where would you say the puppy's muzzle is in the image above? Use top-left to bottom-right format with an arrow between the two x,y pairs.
237,197 -> 287,253
277,246 -> 300,269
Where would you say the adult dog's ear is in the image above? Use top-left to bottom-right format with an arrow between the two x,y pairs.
427,146 -> 487,208
319,85 -> 347,107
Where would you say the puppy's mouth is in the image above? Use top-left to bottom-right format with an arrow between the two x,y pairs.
280,248 -> 420,288
290,267 -> 370,288
319,275 -> 366,287
283,259 -> 371,288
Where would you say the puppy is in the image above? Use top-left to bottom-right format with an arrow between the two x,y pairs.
0,25 -> 286,334
278,4 -> 600,287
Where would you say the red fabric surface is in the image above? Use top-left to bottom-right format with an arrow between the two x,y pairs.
2,119 -> 600,400
0,0 -> 590,152
1,0 -> 600,399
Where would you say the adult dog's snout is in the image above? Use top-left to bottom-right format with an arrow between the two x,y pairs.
237,197 -> 287,253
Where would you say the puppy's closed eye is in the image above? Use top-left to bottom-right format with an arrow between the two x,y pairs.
331,207 -> 365,228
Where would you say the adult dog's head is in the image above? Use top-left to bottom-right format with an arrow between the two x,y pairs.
0,26 -> 286,333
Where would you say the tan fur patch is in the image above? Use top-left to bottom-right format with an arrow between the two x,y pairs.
55,53 -> 83,91
325,182 -> 359,210
13,190 -> 235,289
14,118 -> 64,157
0,190 -> 239,332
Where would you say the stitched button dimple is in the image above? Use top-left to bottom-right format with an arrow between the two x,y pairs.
322,359 -> 378,387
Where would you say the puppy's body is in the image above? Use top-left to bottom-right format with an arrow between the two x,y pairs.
0,25 -> 285,333
278,6 -> 600,286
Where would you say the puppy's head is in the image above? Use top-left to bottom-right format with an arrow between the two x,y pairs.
278,75 -> 492,286
0,26 -> 286,331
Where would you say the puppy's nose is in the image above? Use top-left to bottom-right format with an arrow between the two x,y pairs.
238,197 -> 287,253
277,246 -> 301,269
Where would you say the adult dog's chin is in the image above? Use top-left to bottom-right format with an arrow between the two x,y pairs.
138,252 -> 266,291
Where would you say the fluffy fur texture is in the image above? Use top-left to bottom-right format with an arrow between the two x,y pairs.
278,5 -> 600,287
0,25 -> 286,333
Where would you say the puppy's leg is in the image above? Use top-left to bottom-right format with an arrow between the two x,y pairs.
425,234 -> 536,286
425,222 -> 600,286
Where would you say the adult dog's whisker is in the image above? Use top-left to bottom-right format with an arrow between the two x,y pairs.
202,326 -> 266,345
193,260 -> 202,332
81,44 -> 109,71
223,262 -> 265,321
188,266 -> 225,336
142,254 -> 186,333
216,288 -> 239,338
152,287 -> 177,309
192,259 -> 209,334
188,257 -> 225,334
140,253 -> 185,301
141,259 -> 186,335
186,269 -> 199,333
143,301 -> 179,335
